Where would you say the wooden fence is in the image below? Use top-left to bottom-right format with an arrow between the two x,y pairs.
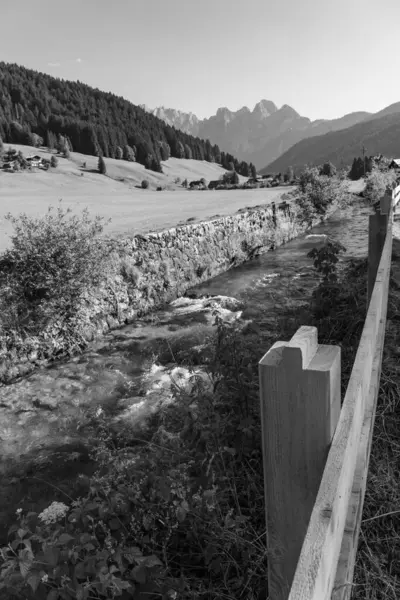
259,184 -> 400,600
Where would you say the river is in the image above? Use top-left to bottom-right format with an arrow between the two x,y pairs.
1,199 -> 398,540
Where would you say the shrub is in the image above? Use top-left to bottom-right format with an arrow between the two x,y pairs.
141,179 -> 149,189
294,166 -> 348,222
50,155 -> 58,168
98,155 -> 106,175
0,205 -> 112,346
319,161 -> 336,177
364,168 -> 396,207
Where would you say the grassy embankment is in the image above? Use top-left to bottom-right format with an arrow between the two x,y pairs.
0,144 -> 290,254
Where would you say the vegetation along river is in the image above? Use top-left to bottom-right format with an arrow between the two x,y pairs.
1,199 -> 398,540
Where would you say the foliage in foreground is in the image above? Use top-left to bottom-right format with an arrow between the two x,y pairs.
0,312 -> 268,600
292,166 -> 349,224
0,205 -> 112,354
0,238 -> 376,600
363,168 -> 396,207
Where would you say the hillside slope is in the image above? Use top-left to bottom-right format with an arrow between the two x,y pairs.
0,144 -> 271,253
262,111 -> 400,174
0,62 -> 252,175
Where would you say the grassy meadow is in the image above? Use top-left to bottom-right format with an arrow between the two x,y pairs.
0,145 -> 292,253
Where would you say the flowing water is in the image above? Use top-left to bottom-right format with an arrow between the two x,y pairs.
1,200 -> 398,535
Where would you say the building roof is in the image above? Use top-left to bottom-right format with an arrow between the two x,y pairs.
390,158 -> 400,167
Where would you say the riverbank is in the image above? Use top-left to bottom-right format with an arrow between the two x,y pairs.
1,207 -> 387,600
0,197 -> 339,385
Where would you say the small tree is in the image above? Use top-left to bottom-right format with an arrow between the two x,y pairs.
182,178 -> 188,188
250,163 -> 257,179
232,171 -> 239,185
0,135 -> 4,156
123,145 -> 136,162
0,205 -> 111,339
319,162 -> 336,177
284,166 -> 294,183
63,146 -> 70,159
50,155 -> 58,168
116,146 -> 123,160
141,179 -> 149,189
151,157 -> 163,173
98,155 -> 107,175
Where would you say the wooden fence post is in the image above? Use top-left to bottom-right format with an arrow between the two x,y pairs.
259,326 -> 341,600
367,193 -> 391,307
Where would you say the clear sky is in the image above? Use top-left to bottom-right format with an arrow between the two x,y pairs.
1,0 -> 400,121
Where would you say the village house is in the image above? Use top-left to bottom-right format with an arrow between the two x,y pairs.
26,155 -> 43,168
388,158 -> 400,170
2,160 -> 17,171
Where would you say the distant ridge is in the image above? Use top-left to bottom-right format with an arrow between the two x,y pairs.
146,101 -> 372,168
262,110 -> 400,174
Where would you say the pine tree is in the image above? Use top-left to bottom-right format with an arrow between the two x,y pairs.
98,155 -> 107,175
0,135 -> 3,156
250,163 -> 257,179
123,145 -> 135,161
232,171 -> 239,185
284,165 -> 294,182
116,146 -> 123,160
151,157 -> 163,172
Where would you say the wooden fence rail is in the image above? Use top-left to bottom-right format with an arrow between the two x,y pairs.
259,184 -> 400,600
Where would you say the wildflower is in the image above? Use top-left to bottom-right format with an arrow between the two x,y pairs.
41,574 -> 49,583
38,501 -> 69,525
15,508 -> 22,516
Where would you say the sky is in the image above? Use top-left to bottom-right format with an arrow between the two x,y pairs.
1,0 -> 400,121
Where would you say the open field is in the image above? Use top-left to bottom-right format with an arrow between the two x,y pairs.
0,145 -> 293,253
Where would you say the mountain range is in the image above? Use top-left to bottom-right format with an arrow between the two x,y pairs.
264,103 -> 400,174
146,101 -> 373,169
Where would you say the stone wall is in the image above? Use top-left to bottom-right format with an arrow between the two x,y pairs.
0,199 -> 338,383
78,199 -> 337,338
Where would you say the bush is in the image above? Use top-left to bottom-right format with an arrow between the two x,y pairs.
294,166 -> 348,222
364,168 -> 396,207
0,205 -> 111,346
319,161 -> 336,177
50,155 -> 58,168
98,155 -> 106,175
141,179 -> 149,189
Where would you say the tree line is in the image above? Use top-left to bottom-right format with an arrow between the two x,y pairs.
0,62 -> 256,175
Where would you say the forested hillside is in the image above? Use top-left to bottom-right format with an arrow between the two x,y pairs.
0,63 -> 254,174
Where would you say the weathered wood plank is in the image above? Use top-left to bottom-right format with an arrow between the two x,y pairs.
332,216 -> 392,599
367,213 -> 388,308
286,220 -> 393,600
259,326 -> 341,599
